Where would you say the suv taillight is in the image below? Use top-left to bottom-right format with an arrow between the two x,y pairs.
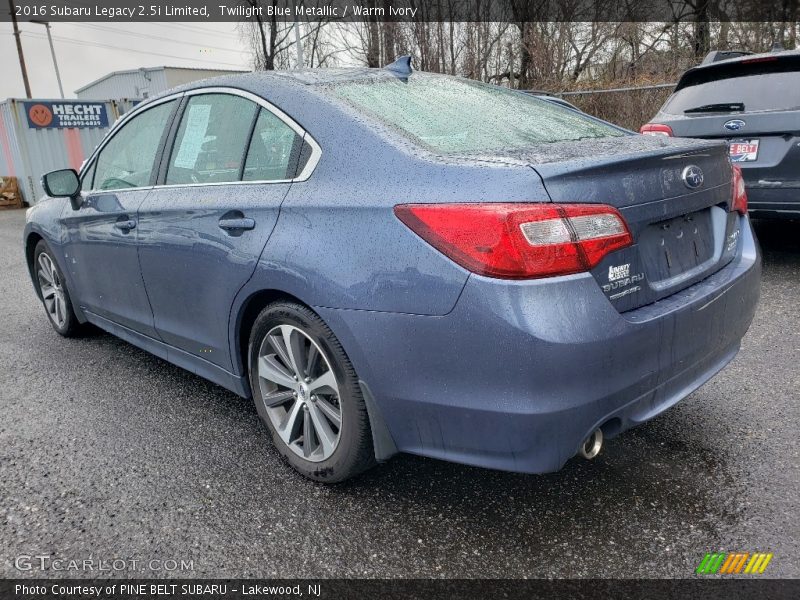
731,164 -> 748,215
640,123 -> 674,137
394,203 -> 633,279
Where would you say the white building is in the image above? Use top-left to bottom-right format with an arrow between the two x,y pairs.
75,66 -> 248,102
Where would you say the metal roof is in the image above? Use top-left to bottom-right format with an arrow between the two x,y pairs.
75,66 -> 248,94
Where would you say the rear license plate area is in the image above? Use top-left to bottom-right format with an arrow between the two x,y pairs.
639,209 -> 715,284
729,138 -> 759,162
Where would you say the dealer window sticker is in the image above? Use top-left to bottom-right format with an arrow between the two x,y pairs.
174,104 -> 212,169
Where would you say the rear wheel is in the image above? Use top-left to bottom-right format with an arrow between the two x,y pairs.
248,302 -> 375,482
33,241 -> 83,337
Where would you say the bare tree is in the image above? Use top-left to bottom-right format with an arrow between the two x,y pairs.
240,0 -> 334,70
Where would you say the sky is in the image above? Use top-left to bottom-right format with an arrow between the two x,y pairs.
1,21 -> 253,99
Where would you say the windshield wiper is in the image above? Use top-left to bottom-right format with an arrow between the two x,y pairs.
684,102 -> 745,114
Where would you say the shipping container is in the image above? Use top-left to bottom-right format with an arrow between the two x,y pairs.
0,98 -> 122,205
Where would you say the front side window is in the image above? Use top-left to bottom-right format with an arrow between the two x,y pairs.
326,73 -> 622,154
242,108 -> 300,182
80,161 -> 96,192
166,94 -> 258,185
93,100 -> 176,191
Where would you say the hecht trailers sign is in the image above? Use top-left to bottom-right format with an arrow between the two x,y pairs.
24,101 -> 109,129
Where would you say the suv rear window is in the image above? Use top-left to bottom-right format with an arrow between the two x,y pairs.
326,74 -> 622,154
662,56 -> 800,115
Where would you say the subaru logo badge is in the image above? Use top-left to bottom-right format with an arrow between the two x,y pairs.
682,165 -> 704,189
724,119 -> 746,131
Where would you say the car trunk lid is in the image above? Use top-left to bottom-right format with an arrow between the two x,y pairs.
503,136 -> 740,311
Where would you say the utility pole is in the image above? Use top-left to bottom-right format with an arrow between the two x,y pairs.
9,0 -> 32,98
31,20 -> 64,98
293,21 -> 303,69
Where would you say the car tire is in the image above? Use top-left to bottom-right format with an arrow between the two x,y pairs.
33,240 -> 84,337
248,301 -> 375,482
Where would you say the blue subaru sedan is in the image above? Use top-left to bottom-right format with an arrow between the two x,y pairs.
25,59 -> 761,482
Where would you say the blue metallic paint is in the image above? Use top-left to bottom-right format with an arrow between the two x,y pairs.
314,217 -> 759,472
136,183 -> 291,370
61,189 -> 160,338
24,70 -> 762,474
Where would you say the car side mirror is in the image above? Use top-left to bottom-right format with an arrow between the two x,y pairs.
42,169 -> 82,210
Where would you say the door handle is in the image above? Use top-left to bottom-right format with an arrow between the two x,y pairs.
218,217 -> 255,232
113,219 -> 136,231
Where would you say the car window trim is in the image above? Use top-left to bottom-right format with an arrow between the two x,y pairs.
153,95 -> 189,187
79,86 -> 322,194
154,87 -> 321,189
79,94 -> 184,195
162,92 -> 260,187
81,160 -> 97,192
150,96 -> 186,187
286,132 -> 306,180
241,108 -> 304,183
237,107 -> 263,182
162,87 -> 321,187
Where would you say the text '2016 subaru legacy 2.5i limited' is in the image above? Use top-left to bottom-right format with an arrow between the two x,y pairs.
26,58 -> 761,482
642,49 -> 800,218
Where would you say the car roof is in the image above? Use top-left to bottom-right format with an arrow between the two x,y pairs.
692,48 -> 800,69
675,49 -> 800,91
151,66 -> 424,99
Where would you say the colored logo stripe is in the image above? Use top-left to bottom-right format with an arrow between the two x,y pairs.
720,553 -> 749,574
719,553 -> 737,573
696,552 -> 773,574
697,553 -> 726,574
744,553 -> 773,574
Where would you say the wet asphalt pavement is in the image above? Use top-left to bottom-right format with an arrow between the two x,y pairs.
0,208 -> 798,579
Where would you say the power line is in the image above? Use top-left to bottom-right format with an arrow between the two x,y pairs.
149,22 -> 242,40
66,23 -> 247,55
17,31 -> 248,69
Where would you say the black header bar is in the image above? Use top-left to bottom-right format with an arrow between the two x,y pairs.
2,0 -> 798,23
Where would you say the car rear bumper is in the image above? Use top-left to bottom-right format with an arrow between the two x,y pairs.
316,215 -> 761,474
747,184 -> 800,218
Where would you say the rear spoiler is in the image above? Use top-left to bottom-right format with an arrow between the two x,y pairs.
676,51 -> 800,92
701,50 -> 753,64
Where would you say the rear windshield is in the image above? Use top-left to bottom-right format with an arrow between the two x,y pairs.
663,58 -> 800,114
325,74 -> 623,154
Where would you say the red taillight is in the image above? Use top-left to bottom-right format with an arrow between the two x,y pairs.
640,123 -> 674,137
394,203 -> 633,279
731,164 -> 748,215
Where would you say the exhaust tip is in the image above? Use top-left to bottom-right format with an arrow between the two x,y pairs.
579,428 -> 603,460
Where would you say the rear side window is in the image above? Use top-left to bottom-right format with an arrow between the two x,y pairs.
93,100 -> 175,191
242,108 -> 300,181
326,73 -> 622,154
166,94 -> 258,185
663,58 -> 800,114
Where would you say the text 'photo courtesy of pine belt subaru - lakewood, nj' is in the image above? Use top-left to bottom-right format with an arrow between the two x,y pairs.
25,57 -> 761,483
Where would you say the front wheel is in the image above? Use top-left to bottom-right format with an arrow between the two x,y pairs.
248,302 -> 375,482
33,240 -> 83,337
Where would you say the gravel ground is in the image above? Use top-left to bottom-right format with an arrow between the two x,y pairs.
0,208 -> 797,579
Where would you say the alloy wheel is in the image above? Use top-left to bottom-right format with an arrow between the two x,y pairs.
37,253 -> 67,329
257,324 -> 343,462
